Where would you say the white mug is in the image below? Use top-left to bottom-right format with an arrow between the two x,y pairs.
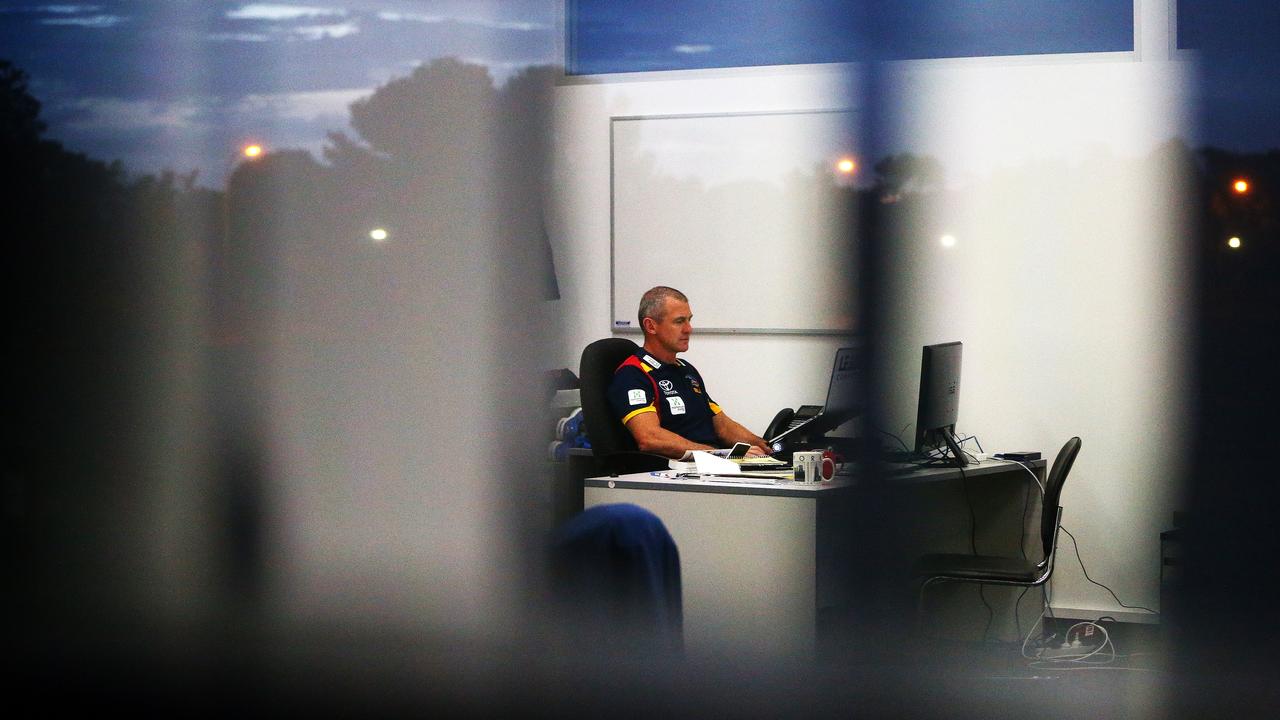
794,450 -> 831,483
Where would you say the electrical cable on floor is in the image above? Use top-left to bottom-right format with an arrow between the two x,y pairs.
1023,618 -> 1115,666
1020,609 -> 1048,659
1020,587 -> 1163,673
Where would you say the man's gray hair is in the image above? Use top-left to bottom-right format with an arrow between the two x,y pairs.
638,286 -> 688,329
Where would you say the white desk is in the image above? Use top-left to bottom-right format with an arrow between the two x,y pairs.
583,459 -> 1046,661
584,471 -> 854,662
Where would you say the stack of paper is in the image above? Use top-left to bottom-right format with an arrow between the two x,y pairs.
734,456 -> 788,468
665,451 -> 794,479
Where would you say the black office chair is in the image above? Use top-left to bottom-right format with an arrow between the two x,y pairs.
578,338 -> 670,476
914,436 -> 1082,628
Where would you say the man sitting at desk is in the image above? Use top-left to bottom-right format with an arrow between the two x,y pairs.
607,286 -> 771,459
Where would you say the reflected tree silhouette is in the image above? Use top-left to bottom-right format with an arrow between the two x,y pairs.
873,152 -> 945,201
6,56 -> 223,649
209,57 -> 566,621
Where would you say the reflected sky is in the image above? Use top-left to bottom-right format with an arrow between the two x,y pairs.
2,0 -> 1277,187
0,1 -> 558,185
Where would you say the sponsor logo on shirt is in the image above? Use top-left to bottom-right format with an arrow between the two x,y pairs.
666,396 -> 686,415
658,379 -> 676,395
627,389 -> 647,406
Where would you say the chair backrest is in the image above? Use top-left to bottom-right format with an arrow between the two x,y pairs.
579,338 -> 644,457
1040,436 -> 1082,559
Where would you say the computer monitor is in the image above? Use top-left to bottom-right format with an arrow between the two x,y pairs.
767,346 -> 863,446
913,341 -> 967,467
806,345 -> 863,438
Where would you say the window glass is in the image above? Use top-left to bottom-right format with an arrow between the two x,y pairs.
566,0 -> 1134,75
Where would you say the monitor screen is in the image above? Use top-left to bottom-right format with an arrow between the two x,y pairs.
802,346 -> 864,439
914,341 -> 966,465
765,346 -> 864,446
825,346 -> 862,417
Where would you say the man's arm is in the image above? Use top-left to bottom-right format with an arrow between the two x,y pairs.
624,412 -> 717,459
712,413 -> 772,456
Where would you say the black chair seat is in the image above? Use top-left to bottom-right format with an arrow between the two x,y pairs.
914,553 -> 1042,583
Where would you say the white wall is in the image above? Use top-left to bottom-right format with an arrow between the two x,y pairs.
550,3 -> 1192,619
876,51 -> 1191,618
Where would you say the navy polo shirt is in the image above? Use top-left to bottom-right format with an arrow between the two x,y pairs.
606,349 -> 721,446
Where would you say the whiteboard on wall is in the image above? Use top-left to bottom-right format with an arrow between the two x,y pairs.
611,110 -> 858,334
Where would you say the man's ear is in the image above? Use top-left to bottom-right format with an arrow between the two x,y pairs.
641,317 -> 655,335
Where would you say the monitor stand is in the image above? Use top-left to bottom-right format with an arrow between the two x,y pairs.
939,427 -> 969,467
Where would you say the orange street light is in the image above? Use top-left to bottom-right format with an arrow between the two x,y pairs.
1232,178 -> 1249,194
836,157 -> 857,175
243,143 -> 264,159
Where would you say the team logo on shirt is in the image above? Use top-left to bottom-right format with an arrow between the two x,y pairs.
687,375 -> 702,394
658,379 -> 677,395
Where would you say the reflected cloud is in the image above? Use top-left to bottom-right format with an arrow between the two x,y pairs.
224,3 -> 356,40
40,13 -> 123,27
234,87 -> 368,121
375,10 -> 549,32
0,4 -> 105,15
376,11 -> 444,24
61,95 -> 204,131
33,4 -> 103,13
673,44 -> 713,54
292,21 -> 359,40
226,4 -> 346,21
207,32 -> 272,42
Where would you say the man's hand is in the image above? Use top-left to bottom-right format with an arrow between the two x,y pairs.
712,413 -> 773,457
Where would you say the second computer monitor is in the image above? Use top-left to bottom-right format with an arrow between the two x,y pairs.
914,341 -> 967,466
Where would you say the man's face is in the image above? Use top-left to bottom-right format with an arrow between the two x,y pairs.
647,297 -> 693,356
